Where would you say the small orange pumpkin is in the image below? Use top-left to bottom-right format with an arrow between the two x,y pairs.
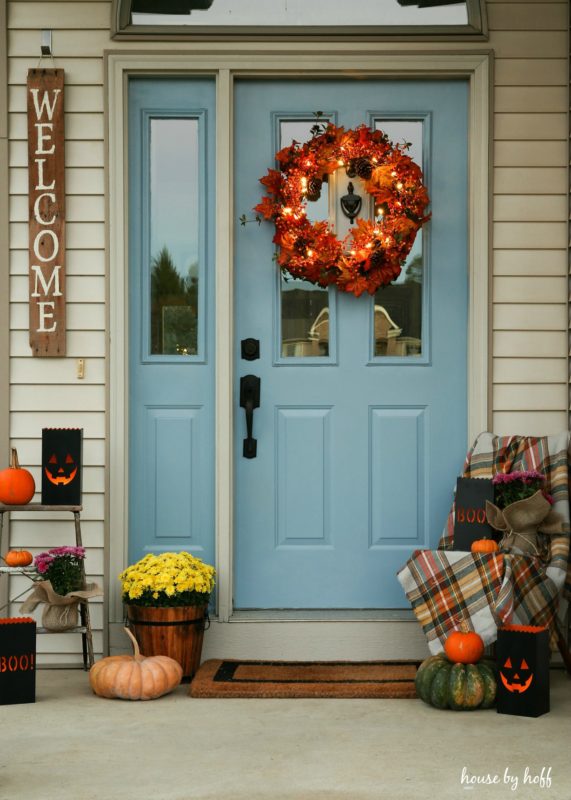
3,549 -> 33,567
89,627 -> 183,700
444,622 -> 485,665
471,538 -> 499,554
0,449 -> 35,506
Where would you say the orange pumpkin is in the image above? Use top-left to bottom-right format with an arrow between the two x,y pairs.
471,538 -> 499,554
444,623 -> 485,665
3,549 -> 33,567
0,449 -> 35,506
89,627 -> 183,700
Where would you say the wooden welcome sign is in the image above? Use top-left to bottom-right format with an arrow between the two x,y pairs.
27,69 -> 66,357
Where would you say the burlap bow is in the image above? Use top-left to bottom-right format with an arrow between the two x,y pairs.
21,580 -> 102,631
485,490 -> 563,558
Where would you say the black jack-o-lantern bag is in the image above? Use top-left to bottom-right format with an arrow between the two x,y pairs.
41,428 -> 83,505
496,624 -> 550,718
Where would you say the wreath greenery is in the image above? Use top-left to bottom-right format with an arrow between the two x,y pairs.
254,122 -> 431,297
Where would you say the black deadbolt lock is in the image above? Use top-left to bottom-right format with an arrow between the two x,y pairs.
241,338 -> 260,361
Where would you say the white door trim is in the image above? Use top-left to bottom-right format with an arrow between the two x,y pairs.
106,49 -> 490,647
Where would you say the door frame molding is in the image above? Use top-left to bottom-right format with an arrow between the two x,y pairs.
106,48 -> 490,633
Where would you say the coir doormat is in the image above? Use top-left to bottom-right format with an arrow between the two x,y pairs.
189,659 -> 420,699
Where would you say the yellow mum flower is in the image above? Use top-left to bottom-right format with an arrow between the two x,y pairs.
120,550 -> 215,605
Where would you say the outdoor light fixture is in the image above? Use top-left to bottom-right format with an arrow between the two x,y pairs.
40,30 -> 52,56
131,0 -> 214,12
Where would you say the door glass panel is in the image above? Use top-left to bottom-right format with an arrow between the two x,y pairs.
373,119 -> 424,358
279,119 -> 330,358
281,273 -> 330,357
150,118 -> 199,356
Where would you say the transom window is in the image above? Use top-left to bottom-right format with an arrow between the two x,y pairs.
113,0 -> 486,37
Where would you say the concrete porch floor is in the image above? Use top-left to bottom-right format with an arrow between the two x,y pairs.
1,669 -> 570,800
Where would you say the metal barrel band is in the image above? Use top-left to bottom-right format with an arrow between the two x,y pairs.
127,618 -> 205,627
125,609 -> 210,629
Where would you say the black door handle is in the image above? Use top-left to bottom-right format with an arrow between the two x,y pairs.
240,375 -> 261,458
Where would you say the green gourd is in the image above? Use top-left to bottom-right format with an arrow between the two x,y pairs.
415,654 -> 497,710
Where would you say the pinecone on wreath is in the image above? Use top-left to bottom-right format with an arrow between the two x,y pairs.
368,249 -> 385,269
306,177 -> 323,202
353,157 -> 373,180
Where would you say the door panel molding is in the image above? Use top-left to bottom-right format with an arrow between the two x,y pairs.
275,406 -> 333,547
107,50 -> 489,627
369,405 -> 428,548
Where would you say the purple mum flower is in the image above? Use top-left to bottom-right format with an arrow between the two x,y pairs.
48,546 -> 85,559
34,552 -> 54,572
33,546 -> 85,595
492,469 -> 548,510
492,470 -> 545,485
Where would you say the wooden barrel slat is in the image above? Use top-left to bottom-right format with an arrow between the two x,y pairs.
127,605 -> 206,679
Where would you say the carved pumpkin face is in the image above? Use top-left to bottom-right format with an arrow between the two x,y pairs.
500,656 -> 534,694
44,452 -> 78,486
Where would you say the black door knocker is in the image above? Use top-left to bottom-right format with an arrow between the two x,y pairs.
340,182 -> 362,225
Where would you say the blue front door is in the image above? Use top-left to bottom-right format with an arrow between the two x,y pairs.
128,78 -> 216,567
234,79 -> 468,608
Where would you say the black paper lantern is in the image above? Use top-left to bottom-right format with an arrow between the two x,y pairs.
497,625 -> 550,718
41,428 -> 83,506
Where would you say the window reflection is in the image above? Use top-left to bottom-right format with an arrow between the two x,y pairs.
150,118 -> 200,356
281,273 -> 329,357
150,246 -> 198,355
374,248 -> 422,356
279,119 -> 330,358
133,0 -> 469,27
373,120 -> 424,358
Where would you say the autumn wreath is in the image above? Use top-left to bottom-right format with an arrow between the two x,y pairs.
255,123 -> 431,297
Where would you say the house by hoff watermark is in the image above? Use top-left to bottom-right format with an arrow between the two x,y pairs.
461,766 -> 553,791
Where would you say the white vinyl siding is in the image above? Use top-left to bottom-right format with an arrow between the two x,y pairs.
7,0 -> 109,664
488,1 -> 568,435
5,0 -> 568,661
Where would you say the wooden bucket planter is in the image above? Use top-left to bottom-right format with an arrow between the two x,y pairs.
126,605 -> 207,679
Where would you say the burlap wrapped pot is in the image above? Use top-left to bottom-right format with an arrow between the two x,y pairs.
21,580 -> 102,631
486,490 -> 563,557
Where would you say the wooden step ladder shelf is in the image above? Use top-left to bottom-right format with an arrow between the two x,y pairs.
0,503 -> 95,670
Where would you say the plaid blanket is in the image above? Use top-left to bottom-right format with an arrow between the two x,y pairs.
397,432 -> 570,654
